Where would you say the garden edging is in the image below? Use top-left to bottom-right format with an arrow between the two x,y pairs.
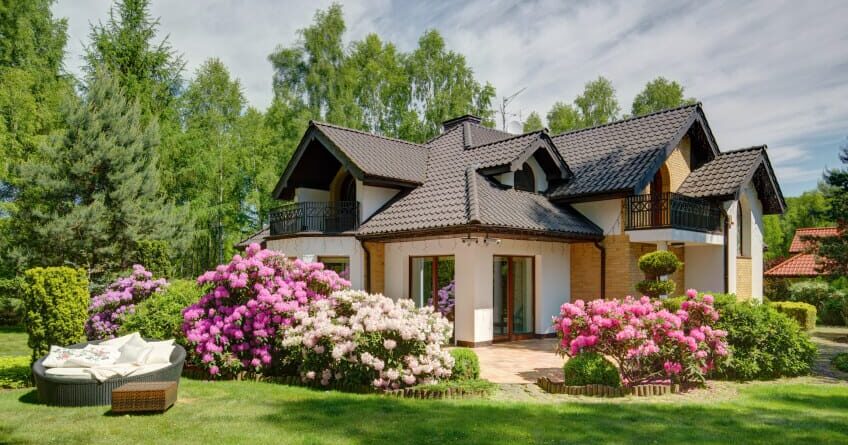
536,377 -> 683,397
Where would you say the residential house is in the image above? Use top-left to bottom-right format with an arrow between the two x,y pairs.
239,104 -> 785,346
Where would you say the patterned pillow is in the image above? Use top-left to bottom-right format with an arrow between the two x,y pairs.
42,345 -> 120,368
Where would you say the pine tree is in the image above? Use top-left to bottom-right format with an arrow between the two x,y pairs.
10,68 -> 186,281
819,139 -> 848,277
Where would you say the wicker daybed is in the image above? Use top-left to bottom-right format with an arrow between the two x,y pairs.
32,339 -> 185,407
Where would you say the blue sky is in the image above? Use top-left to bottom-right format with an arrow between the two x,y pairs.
54,0 -> 848,197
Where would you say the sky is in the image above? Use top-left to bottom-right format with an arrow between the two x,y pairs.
53,0 -> 848,197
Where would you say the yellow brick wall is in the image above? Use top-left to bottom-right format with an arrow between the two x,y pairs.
666,136 -> 692,192
736,257 -> 752,300
605,235 -> 640,298
364,241 -> 385,294
570,243 -> 601,299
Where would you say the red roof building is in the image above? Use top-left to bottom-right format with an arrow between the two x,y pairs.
766,227 -> 840,277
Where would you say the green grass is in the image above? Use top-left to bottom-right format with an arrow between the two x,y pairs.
1,379 -> 847,444
0,326 -> 28,357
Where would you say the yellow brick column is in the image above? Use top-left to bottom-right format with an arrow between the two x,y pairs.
363,241 -> 385,294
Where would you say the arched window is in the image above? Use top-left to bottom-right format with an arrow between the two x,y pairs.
514,162 -> 536,192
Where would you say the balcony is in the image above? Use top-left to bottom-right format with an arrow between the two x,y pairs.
269,201 -> 360,236
624,192 -> 722,233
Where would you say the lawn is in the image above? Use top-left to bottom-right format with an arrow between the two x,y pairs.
0,378 -> 847,445
0,326 -> 28,357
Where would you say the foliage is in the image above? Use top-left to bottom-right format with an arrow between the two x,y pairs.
22,267 -> 89,363
546,102 -> 582,134
764,277 -> 792,302
574,76 -> 620,127
0,277 -> 23,326
9,68 -> 187,281
0,356 -> 31,389
714,301 -> 816,380
769,301 -> 817,331
449,348 -> 480,381
787,280 -> 834,309
436,280 -> 455,320
819,137 -> 848,277
762,189 -> 832,261
120,279 -> 200,343
832,352 -> 848,372
522,111 -> 544,132
635,280 -> 676,299
182,244 -> 349,377
631,77 -> 696,116
562,352 -> 621,387
282,289 -> 453,389
133,239 -> 173,278
663,292 -> 738,313
414,378 -> 496,395
85,265 -> 167,340
636,251 -> 682,298
819,293 -> 847,326
553,290 -> 728,386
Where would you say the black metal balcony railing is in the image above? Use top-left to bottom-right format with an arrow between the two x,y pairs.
269,201 -> 360,236
624,192 -> 722,233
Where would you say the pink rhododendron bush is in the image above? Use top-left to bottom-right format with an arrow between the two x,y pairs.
86,265 -> 168,340
282,290 -> 454,390
181,243 -> 350,377
553,289 -> 728,385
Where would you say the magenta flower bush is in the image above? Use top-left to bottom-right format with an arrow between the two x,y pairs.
181,243 -> 350,377
436,280 -> 455,320
86,265 -> 168,340
553,289 -> 728,385
282,290 -> 454,390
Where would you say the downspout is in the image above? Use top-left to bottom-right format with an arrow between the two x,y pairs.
594,241 -> 606,298
360,239 -> 371,293
723,214 -> 729,294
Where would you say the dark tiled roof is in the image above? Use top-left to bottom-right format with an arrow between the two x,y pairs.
677,146 -> 764,198
235,226 -> 269,248
548,104 -> 698,199
467,123 -> 514,147
312,122 -> 428,184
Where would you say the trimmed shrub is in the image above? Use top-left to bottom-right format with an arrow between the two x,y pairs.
85,265 -> 168,340
787,280 -> 832,309
283,290 -> 454,389
449,348 -> 480,381
832,353 -> 848,372
770,301 -> 816,331
562,352 -> 621,387
636,280 -> 676,299
0,277 -> 24,326
22,267 -> 89,363
0,356 -> 31,389
714,302 -> 816,380
120,279 -> 200,343
638,251 -> 682,278
133,239 -> 173,278
818,293 -> 847,326
663,293 -> 737,313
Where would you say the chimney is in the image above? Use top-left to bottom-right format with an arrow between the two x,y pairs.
441,114 -> 482,132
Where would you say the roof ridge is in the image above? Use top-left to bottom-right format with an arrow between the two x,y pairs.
310,120 -> 426,149
721,145 -> 766,154
465,166 -> 481,224
468,129 -> 544,149
551,103 -> 700,138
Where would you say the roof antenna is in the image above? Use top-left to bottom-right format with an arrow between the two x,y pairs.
499,87 -> 526,131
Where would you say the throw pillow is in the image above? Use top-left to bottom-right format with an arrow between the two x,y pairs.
66,344 -> 121,367
144,339 -> 176,365
115,343 -> 153,365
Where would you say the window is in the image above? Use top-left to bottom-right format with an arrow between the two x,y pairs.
513,162 -> 536,192
409,256 -> 455,319
736,203 -> 750,257
493,256 -> 534,339
318,256 -> 350,280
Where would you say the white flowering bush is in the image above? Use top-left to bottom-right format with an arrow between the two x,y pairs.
282,290 -> 454,389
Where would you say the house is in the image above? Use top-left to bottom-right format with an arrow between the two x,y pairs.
239,103 -> 785,346
765,227 -> 840,277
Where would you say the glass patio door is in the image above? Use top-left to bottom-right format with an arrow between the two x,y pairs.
493,256 -> 534,341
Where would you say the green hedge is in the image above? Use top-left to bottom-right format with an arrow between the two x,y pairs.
0,277 -> 24,326
662,292 -> 738,312
563,352 -> 621,387
449,348 -> 480,381
714,301 -> 816,380
22,267 -> 89,363
0,356 -> 31,389
788,281 -> 832,309
770,301 -> 817,331
120,279 -> 200,343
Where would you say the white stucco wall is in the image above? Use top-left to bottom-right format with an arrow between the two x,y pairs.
383,235 -> 571,344
294,187 -> 330,202
494,155 -> 548,192
724,200 -> 738,295
265,236 -> 366,290
572,199 -> 623,234
684,245 -> 725,293
744,184 -> 765,301
356,182 -> 399,221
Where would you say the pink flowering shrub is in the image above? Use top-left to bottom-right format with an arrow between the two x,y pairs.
282,290 -> 454,390
436,280 -> 455,321
86,265 -> 168,340
553,289 -> 728,385
181,243 -> 350,377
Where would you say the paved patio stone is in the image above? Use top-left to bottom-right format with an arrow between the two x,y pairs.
470,338 -> 565,384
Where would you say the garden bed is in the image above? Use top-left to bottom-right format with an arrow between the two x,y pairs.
536,377 -> 685,397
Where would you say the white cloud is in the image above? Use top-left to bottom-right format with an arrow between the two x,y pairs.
53,0 -> 848,196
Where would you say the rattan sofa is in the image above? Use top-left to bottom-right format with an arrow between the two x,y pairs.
32,339 -> 185,407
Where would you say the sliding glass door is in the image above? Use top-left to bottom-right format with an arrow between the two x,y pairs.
410,256 -> 456,321
493,256 -> 534,341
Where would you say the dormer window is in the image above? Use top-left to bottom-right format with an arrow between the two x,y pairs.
514,162 -> 536,192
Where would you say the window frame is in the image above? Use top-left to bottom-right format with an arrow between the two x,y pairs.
318,256 -> 350,278
408,255 -> 455,308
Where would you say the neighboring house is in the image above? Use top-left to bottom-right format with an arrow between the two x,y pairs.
239,103 -> 785,346
765,227 -> 840,278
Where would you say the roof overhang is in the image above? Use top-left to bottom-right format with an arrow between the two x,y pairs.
355,223 -> 604,243
477,133 -> 573,182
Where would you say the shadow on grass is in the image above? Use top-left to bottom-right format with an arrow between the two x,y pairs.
259,390 -> 848,445
17,390 -> 39,405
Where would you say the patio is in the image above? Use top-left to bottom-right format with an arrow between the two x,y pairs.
472,338 -> 565,384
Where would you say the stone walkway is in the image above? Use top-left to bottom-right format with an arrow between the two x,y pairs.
472,338 -> 564,384
811,326 -> 848,380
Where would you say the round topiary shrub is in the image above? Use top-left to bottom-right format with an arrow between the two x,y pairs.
638,251 -> 682,278
563,352 -> 621,387
120,279 -> 201,343
449,348 -> 480,381
636,280 -> 676,299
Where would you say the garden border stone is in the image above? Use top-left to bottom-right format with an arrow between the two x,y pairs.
536,377 -> 682,397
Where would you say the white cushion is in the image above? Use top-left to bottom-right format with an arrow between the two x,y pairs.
144,339 -> 175,365
99,332 -> 141,349
115,343 -> 153,365
45,367 -> 95,381
42,345 -> 120,368
42,346 -> 77,368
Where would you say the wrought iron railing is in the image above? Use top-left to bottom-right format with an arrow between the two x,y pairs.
269,201 -> 360,235
624,192 -> 722,233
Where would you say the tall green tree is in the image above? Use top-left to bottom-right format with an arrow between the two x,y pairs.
762,188 -> 833,261
9,68 -> 185,280
631,77 -> 696,116
574,76 -> 620,127
546,102 -> 582,134
523,111 -> 543,132
818,138 -> 848,276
